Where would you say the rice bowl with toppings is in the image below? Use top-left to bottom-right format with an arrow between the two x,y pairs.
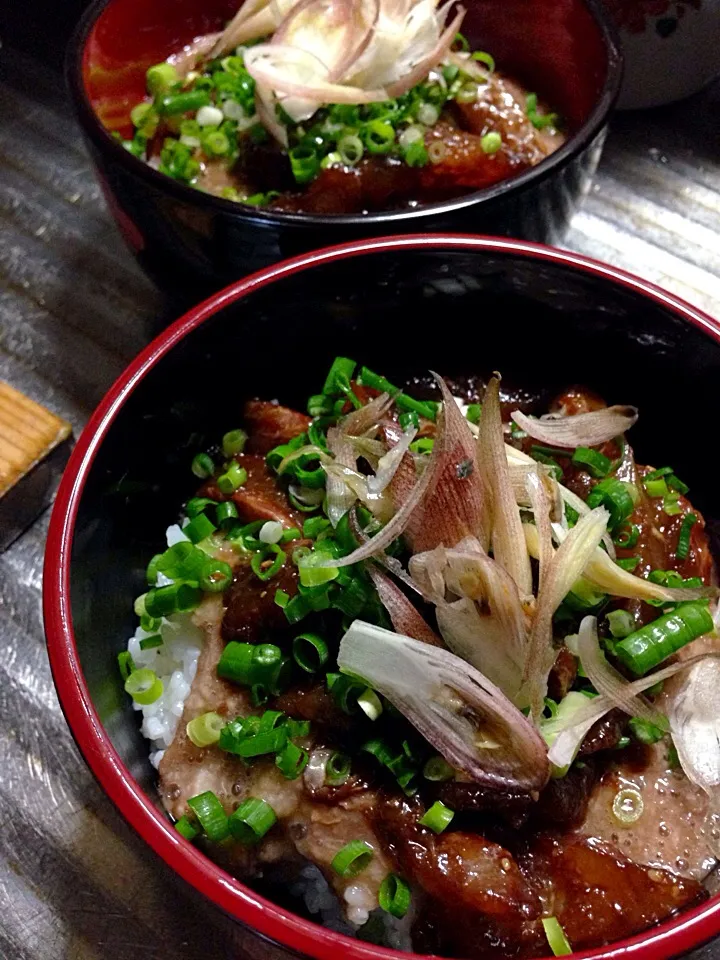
115,354 -> 720,958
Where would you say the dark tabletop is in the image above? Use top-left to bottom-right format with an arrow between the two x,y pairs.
0,35 -> 719,960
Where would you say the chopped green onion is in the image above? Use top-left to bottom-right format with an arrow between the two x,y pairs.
586,478 -> 636,530
251,683 -> 269,706
364,119 -> 395,154
259,520 -> 284,544
465,403 -> 482,425
471,50 -> 495,71
668,473 -> 689,494
480,131 -> 502,154
203,130 -> 230,157
308,393 -> 334,417
423,756 -> 455,782
357,688 -> 383,721
613,523 -> 640,550
663,491 -> 683,516
145,582 -> 202,617
645,477 -> 668,498
286,718 -> 311,740
542,917 -> 572,956
157,90 -> 211,116
419,800 -> 454,834
331,840 -> 374,877
125,668 -> 163,705
191,452 -> 215,479
117,650 -> 135,681
304,516 -> 332,539
184,513 -> 217,544
289,145 -> 320,184
677,513 -> 698,561
644,466 -> 673,481
327,673 -> 366,714
456,82 -> 480,105
531,450 -> 563,481
274,589 -> 290,609
186,496 -> 216,518
276,741 -> 309,779
186,711 -> 225,747
284,593 -> 310,624
399,410 -> 420,430
217,641 -> 282,686
216,500 -> 239,527
281,527 -> 302,543
378,874 -> 411,919
175,815 -> 199,840
616,557 -> 640,572
251,544 -> 286,581
139,634 -> 163,650
140,614 -> 161,633
326,751 -> 352,786
612,786 -> 644,825
146,62 -> 179,95
614,601 -> 714,676
228,797 -> 277,844
404,140 -> 429,167
222,429 -> 247,457
572,446 -> 611,478
564,577 -> 606,613
298,553 -> 338,587
606,609 -> 635,639
338,134 -> 364,165
292,632 -> 329,673
229,728 -> 288,758
199,558 -> 233,593
217,461 -> 247,495
322,357 -> 356,396
145,553 -> 163,586
187,790 -> 229,842
628,717 -> 665,745
358,367 -> 437,421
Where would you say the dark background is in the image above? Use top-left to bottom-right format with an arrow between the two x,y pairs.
1,1 -> 90,69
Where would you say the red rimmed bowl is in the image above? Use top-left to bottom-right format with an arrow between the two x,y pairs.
67,0 -> 622,293
44,235 -> 720,960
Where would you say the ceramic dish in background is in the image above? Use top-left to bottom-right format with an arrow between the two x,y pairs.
45,234 -> 720,960
602,0 -> 720,109
67,0 -> 622,293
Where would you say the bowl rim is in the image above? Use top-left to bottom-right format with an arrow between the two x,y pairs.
44,234 -> 720,960
66,0 -> 622,227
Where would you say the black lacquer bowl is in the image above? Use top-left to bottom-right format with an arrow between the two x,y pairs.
45,236 -> 720,960
67,0 -> 622,293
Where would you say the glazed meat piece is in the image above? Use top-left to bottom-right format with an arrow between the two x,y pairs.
578,710 -> 627,756
435,780 -> 534,830
243,400 -> 312,457
452,73 -> 562,163
221,556 -> 301,642
547,647 -> 578,701
531,761 -> 599,829
523,835 -> 706,950
159,595 -> 393,920
272,681 -> 357,737
374,793 -> 539,918
204,452 -> 303,528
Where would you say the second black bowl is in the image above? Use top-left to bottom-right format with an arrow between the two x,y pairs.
67,0 -> 622,293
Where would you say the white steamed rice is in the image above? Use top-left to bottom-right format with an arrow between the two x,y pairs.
126,524 -> 204,769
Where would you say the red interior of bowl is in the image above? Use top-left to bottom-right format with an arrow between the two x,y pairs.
82,0 -> 612,139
